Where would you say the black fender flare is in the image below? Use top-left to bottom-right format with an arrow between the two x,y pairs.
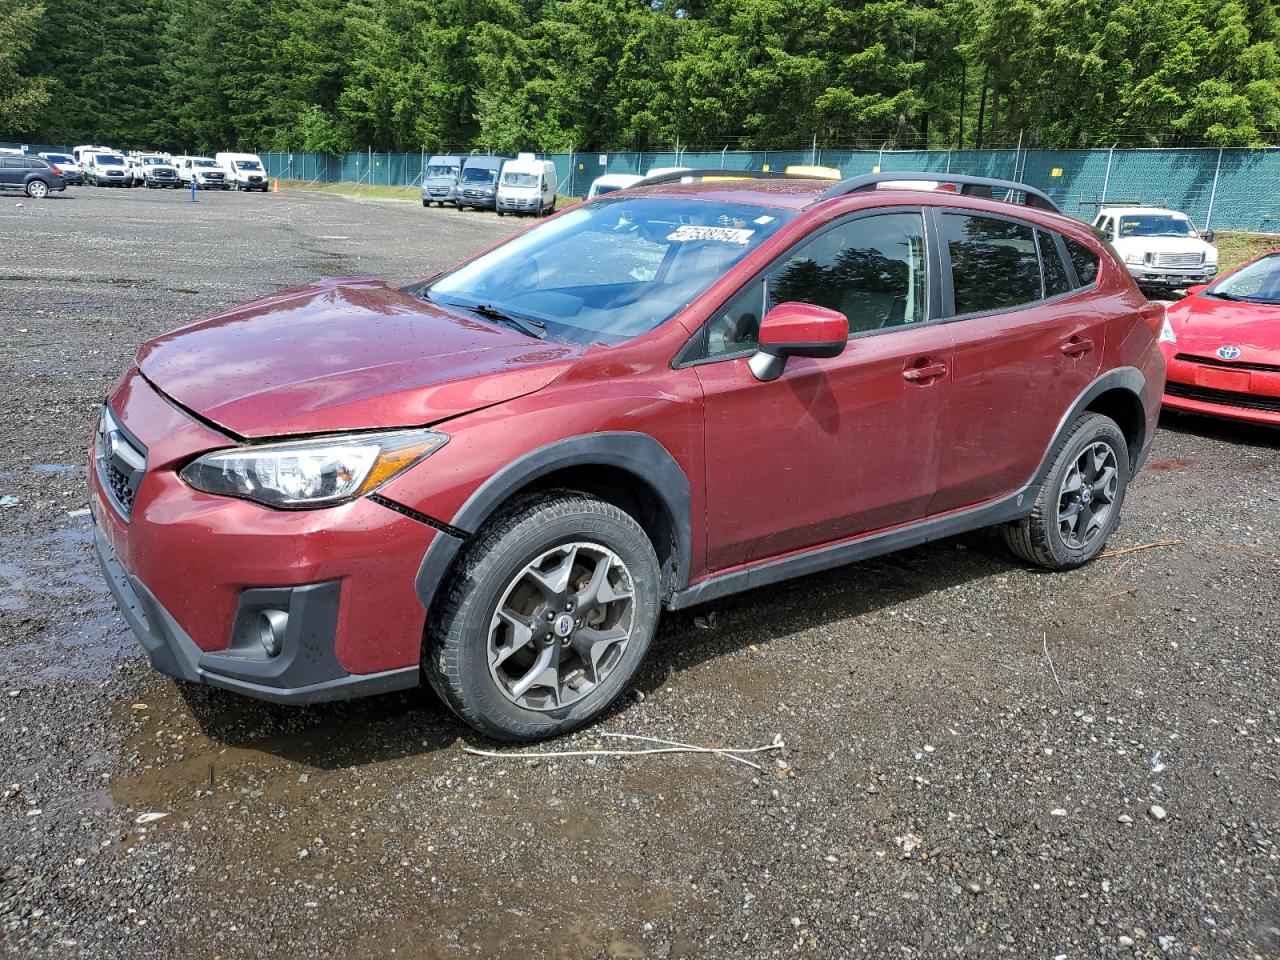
1029,366 -> 1149,490
412,432 -> 693,617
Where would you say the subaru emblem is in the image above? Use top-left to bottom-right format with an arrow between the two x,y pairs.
1216,345 -> 1242,360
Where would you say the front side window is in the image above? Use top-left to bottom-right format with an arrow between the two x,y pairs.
943,214 -> 1041,315
427,197 -> 793,345
701,212 -> 928,358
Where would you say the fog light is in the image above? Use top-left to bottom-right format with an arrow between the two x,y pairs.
258,609 -> 288,657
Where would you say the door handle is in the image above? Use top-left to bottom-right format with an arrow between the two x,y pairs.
1060,336 -> 1094,357
903,360 -> 947,383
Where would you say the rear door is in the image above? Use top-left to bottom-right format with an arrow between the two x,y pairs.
691,208 -> 954,571
929,212 -> 1106,514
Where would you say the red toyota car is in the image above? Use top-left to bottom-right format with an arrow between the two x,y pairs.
91,171 -> 1166,740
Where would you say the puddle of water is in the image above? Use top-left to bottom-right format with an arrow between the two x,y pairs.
31,463 -> 85,475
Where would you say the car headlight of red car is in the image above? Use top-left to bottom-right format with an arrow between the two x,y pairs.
180,429 -> 448,509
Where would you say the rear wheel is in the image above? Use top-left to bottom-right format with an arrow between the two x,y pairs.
1003,413 -> 1129,569
424,491 -> 660,741
26,179 -> 49,199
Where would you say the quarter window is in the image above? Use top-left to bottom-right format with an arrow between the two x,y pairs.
942,214 -> 1042,315
1062,236 -> 1100,288
1038,230 -> 1073,298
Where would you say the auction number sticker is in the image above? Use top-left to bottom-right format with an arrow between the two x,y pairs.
667,225 -> 755,245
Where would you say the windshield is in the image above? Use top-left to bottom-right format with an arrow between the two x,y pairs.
426,165 -> 458,178
1118,215 -> 1195,238
1208,253 -> 1280,304
195,159 -> 218,168
97,155 -> 125,166
461,166 -> 497,184
143,157 -> 168,166
45,154 -> 73,164
234,160 -> 263,171
502,172 -> 538,188
427,197 -> 793,345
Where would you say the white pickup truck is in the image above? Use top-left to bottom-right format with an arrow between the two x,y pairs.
1091,206 -> 1218,291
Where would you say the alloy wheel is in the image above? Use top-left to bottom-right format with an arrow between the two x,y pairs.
28,181 -> 48,199
487,541 -> 636,711
1057,441 -> 1119,549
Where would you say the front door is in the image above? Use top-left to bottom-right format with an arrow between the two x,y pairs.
0,158 -> 26,188
692,210 -> 954,571
929,212 -> 1107,514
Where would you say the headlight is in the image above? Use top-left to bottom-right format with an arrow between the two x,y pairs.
1124,252 -> 1144,265
180,429 -> 448,508
1159,317 -> 1177,345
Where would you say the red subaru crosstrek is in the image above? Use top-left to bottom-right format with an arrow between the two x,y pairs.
91,172 -> 1166,740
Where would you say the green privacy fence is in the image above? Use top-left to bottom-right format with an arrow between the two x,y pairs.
258,146 -> 1280,232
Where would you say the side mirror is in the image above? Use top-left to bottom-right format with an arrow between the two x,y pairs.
1203,229 -> 1216,244
748,302 -> 849,382
1183,283 -> 1208,298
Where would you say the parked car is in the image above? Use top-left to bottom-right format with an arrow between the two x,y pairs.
496,154 -> 558,216
89,171 -> 1164,740
1160,250 -> 1280,426
586,173 -> 643,200
456,155 -> 508,210
641,166 -> 691,182
421,154 -> 463,207
1092,206 -> 1218,291
38,152 -> 82,185
215,152 -> 269,191
72,144 -> 113,171
0,155 -> 66,198
84,151 -> 132,187
174,156 -> 229,190
135,154 -> 180,188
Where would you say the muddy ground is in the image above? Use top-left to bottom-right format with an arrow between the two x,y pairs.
1,187 -> 1278,960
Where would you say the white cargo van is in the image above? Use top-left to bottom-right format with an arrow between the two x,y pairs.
496,154 -> 558,216
216,152 -> 269,192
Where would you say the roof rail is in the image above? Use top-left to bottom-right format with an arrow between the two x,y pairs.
814,172 -> 1060,213
638,168 -> 791,187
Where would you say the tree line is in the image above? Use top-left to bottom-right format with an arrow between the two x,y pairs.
4,0 -> 1278,155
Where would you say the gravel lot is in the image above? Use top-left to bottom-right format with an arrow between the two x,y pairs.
1,187 -> 1278,960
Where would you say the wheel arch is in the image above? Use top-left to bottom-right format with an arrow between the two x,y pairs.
1032,367 -> 1149,485
413,432 -> 692,617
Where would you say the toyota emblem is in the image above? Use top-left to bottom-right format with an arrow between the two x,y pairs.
1216,345 -> 1242,360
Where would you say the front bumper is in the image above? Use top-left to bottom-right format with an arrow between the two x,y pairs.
459,191 -> 496,208
497,197 -> 540,212
1161,348 -> 1280,426
422,184 -> 457,203
1125,263 -> 1218,286
89,370 -> 438,703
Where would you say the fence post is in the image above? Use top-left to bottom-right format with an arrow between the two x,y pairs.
1100,143 -> 1116,205
946,150 -> 952,174
811,133 -> 817,165
721,145 -> 726,169
1204,148 -> 1223,231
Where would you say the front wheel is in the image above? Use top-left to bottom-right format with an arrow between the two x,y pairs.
26,180 -> 49,199
424,491 -> 661,741
1003,413 -> 1129,569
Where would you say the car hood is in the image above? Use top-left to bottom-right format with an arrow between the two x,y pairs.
1112,235 -> 1215,257
137,278 -> 583,438
1168,295 -> 1280,359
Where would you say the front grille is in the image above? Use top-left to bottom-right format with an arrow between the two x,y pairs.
1175,352 -> 1280,374
95,408 -> 147,519
1151,252 -> 1204,268
1166,381 -> 1280,413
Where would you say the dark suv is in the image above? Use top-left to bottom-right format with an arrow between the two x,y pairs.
90,172 -> 1166,740
0,156 -> 67,198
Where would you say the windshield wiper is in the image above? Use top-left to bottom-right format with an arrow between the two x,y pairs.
1208,290 -> 1245,301
421,291 -> 547,339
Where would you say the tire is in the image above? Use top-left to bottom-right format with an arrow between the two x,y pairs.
1003,412 -> 1129,570
422,199 -> 429,207
424,491 -> 661,741
26,179 -> 49,199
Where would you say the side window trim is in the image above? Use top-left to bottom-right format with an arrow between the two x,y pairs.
673,206 -> 932,368
1052,230 -> 1083,291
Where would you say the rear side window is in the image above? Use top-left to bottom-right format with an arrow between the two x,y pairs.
1062,236 -> 1100,288
942,214 -> 1041,315
1037,230 -> 1073,297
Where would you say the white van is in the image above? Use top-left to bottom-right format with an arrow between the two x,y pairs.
73,145 -> 113,172
84,151 -> 132,187
215,152 -> 269,192
496,154 -> 558,216
587,173 -> 643,200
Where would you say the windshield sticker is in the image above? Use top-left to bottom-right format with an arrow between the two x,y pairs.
667,225 -> 755,245
753,215 -> 775,224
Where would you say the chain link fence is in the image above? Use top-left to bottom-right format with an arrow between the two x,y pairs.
256,146 -> 1280,232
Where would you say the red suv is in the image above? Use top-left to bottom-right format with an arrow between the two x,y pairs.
90,172 -> 1166,740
